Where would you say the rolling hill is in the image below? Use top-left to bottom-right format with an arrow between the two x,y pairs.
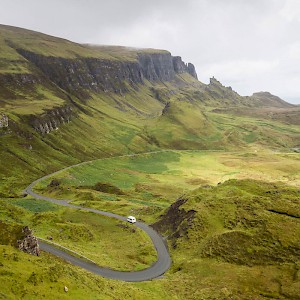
0,24 -> 300,299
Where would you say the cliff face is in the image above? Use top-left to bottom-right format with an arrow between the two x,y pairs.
30,106 -> 73,135
138,52 -> 176,81
1,26 -> 199,138
187,63 -> 198,79
172,56 -> 198,79
16,50 -> 143,98
16,49 -> 198,99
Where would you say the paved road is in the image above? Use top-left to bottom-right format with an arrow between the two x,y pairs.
24,152 -> 171,282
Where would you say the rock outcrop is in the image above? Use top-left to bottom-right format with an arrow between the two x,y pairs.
30,106 -> 73,135
172,56 -> 198,79
205,77 -> 241,103
151,197 -> 196,248
0,73 -> 42,99
172,56 -> 188,74
187,63 -> 198,79
18,226 -> 40,256
0,114 -> 9,128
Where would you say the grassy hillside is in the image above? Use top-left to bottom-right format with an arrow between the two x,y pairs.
0,24 -> 141,61
152,179 -> 300,299
3,79 -> 298,199
0,25 -> 300,299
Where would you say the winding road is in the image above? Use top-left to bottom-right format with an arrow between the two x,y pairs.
24,153 -> 171,282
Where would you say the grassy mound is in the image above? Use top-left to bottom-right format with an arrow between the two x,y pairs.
157,179 -> 300,264
92,182 -> 125,195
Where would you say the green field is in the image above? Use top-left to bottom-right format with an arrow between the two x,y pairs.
34,150 -> 300,223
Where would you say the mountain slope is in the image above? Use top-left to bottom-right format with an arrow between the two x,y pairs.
0,24 -> 299,198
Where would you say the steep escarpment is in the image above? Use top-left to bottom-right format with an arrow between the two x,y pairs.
138,52 -> 197,81
16,50 -> 144,98
1,24 -> 299,199
16,49 -> 197,100
172,56 -> 198,79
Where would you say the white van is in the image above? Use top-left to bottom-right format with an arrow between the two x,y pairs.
127,216 -> 136,223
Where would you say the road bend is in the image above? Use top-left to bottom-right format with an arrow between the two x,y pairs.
24,152 -> 171,282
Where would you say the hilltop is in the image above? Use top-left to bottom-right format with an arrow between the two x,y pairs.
250,91 -> 294,108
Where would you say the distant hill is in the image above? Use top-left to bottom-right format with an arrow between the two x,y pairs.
249,91 -> 294,108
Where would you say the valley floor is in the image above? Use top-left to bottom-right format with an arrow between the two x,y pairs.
1,149 -> 299,299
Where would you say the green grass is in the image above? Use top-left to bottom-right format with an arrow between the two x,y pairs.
206,111 -> 300,149
1,197 -> 157,272
0,245 -> 173,300
153,179 -> 300,299
1,151 -> 300,299
12,198 -> 59,213
2,177 -> 300,299
34,149 -> 300,226
33,209 -> 157,271
0,24 -> 172,68
1,50 -> 299,200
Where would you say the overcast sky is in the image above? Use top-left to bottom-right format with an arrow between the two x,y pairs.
1,0 -> 300,104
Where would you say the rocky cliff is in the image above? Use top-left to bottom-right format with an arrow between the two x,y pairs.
172,56 -> 198,79
138,52 -> 175,81
30,106 -> 73,135
16,49 -> 197,99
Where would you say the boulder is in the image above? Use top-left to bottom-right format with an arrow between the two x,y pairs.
18,226 -> 40,256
